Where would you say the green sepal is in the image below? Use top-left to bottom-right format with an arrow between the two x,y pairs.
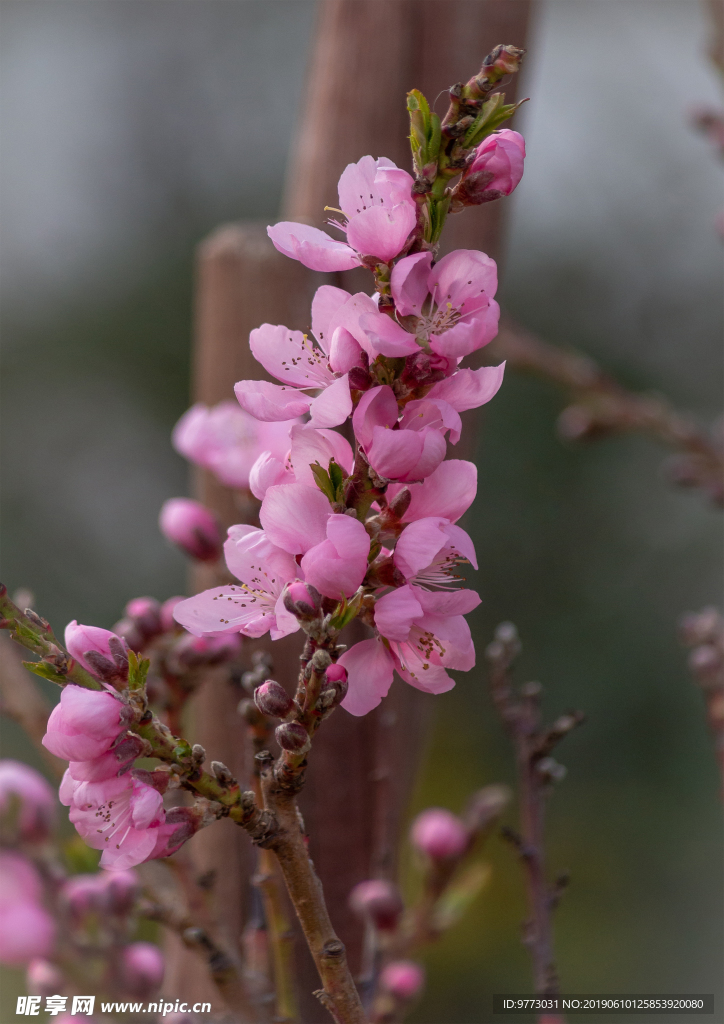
23,660 -> 67,686
433,862 -> 490,931
407,89 -> 435,173
127,649 -> 150,691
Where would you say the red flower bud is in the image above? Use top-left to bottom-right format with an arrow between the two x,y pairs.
275,722 -> 309,751
348,879 -> 403,931
254,680 -> 294,719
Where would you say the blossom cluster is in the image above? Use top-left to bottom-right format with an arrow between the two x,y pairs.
171,131 -> 525,716
0,759 -> 164,1006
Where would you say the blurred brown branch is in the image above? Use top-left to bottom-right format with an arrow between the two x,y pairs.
0,632 -> 65,778
486,623 -> 584,1023
489,318 -> 724,506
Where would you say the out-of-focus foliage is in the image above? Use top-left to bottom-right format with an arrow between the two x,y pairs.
1,2 -> 721,1023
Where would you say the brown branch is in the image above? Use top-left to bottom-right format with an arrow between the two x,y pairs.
138,859 -> 256,1022
488,318 -> 724,506
486,623 -> 583,1024
680,607 -> 724,797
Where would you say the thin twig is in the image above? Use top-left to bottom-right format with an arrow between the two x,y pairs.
486,623 -> 583,1023
488,318 -> 724,506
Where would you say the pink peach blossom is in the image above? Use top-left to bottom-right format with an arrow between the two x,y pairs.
267,157 -> 416,271
61,772 -> 166,871
64,621 -> 129,685
173,525 -> 301,640
352,386 -> 449,482
235,285 -> 373,427
249,424 -> 354,500
360,249 -> 500,360
42,686 -> 127,763
173,400 -> 297,489
340,586 -> 479,716
0,760 -> 55,843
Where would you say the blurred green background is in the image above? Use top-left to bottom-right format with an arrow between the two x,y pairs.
1,2 -> 721,1022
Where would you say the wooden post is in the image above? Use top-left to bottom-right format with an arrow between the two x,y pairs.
167,3 -> 532,1019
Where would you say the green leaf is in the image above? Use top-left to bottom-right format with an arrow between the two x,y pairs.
127,649 -> 150,691
433,862 -> 491,931
23,660 -> 67,686
14,621 -> 42,646
310,461 -> 336,503
329,594 -> 361,631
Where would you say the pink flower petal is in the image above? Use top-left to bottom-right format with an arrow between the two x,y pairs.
234,380 -> 312,421
359,311 -> 420,357
249,452 -> 294,500
260,483 -> 331,553
390,459 -> 478,523
374,585 -> 424,642
390,252 -> 433,316
311,285 -> 352,353
308,374 -> 353,428
428,248 -> 498,312
352,385 -> 398,449
415,587 -> 481,617
346,203 -> 416,263
426,364 -> 505,412
369,425 -> 446,482
327,291 -> 381,358
399,398 -> 462,444
300,514 -> 370,598
289,425 -> 354,488
339,639 -> 395,716
250,324 -> 333,388
429,308 -> 500,358
267,222 -> 360,272
329,327 -> 363,374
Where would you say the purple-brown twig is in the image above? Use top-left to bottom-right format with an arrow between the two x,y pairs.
486,623 -> 584,1022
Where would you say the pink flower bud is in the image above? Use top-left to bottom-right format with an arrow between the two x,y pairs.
148,806 -> 202,860
42,686 -> 126,762
112,618 -> 145,653
410,808 -> 468,860
348,880 -> 403,931
254,680 -> 294,719
26,958 -> 63,997
167,632 -> 242,673
103,869 -> 140,915
160,596 -> 185,633
124,597 -> 162,640
0,760 -> 55,843
60,874 -> 108,921
64,621 -> 129,686
322,663 -> 349,704
283,580 -> 322,619
275,722 -> 309,751
456,129 -> 525,206
119,941 -> 164,998
379,960 -> 425,1000
159,498 -> 222,562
